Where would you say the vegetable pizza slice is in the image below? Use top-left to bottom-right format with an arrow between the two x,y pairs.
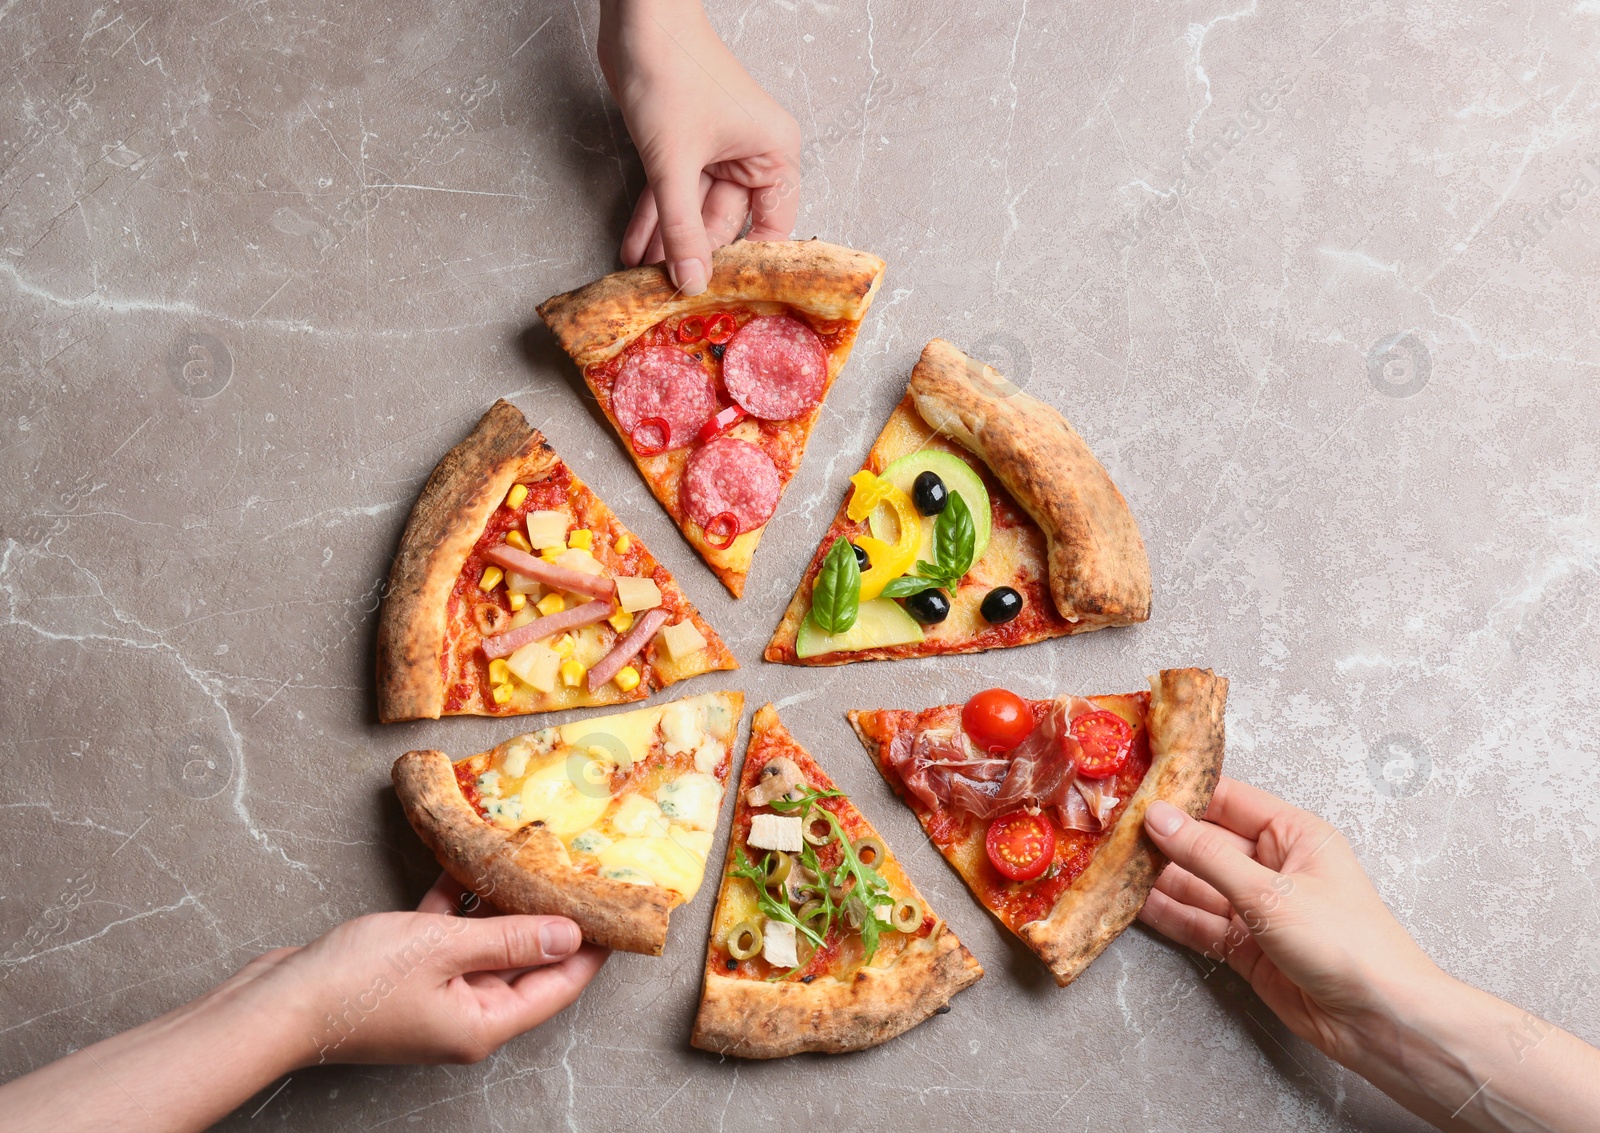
377,399 -> 734,722
539,239 -> 885,597
766,338 -> 1150,663
850,669 -> 1226,986
393,691 -> 742,955
691,704 -> 982,1058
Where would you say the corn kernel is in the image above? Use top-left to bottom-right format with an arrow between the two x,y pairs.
490,682 -> 513,705
608,609 -> 635,634
537,592 -> 565,617
507,591 -> 526,612
505,530 -> 532,554
478,566 -> 504,592
553,633 -> 576,658
560,659 -> 585,688
613,532 -> 631,554
505,483 -> 529,510
568,528 -> 593,550
540,545 -> 564,562
612,665 -> 641,693
488,658 -> 512,685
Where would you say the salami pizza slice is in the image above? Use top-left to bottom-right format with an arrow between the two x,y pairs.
850,669 -> 1226,986
377,399 -> 735,722
691,704 -> 982,1058
766,338 -> 1150,664
393,691 -> 742,955
538,240 -> 886,597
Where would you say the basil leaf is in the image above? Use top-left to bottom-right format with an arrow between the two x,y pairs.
879,574 -> 943,599
932,491 -> 975,580
810,536 -> 860,634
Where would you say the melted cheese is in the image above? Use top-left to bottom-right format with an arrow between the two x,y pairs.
597,835 -> 707,900
660,700 -> 705,755
654,772 -> 722,831
518,755 -> 614,836
560,701 -> 663,767
693,739 -> 726,774
611,794 -> 669,838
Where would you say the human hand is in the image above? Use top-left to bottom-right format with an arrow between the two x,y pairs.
260,874 -> 608,1066
598,0 -> 800,294
1138,776 -> 1441,1066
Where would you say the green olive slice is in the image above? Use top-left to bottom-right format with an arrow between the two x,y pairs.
844,895 -> 868,930
891,897 -> 924,933
796,898 -> 826,925
762,850 -> 793,889
801,810 -> 834,846
851,836 -> 886,867
725,919 -> 763,961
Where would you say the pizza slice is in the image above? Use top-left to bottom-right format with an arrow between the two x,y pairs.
849,669 -> 1226,986
766,337 -> 1150,664
691,704 -> 982,1058
376,399 -> 735,722
392,690 -> 742,955
538,239 -> 886,597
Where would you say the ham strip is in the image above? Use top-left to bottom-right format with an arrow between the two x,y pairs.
586,607 -> 670,692
483,545 -> 615,602
481,599 -> 615,660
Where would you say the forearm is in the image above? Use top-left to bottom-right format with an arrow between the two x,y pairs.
0,967 -> 305,1133
1345,970 -> 1600,1132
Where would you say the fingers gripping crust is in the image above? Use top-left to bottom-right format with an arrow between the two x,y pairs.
906,339 -> 1152,629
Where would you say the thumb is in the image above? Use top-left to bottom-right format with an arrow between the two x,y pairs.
445,916 -> 582,974
644,153 -> 713,295
1145,800 -> 1282,918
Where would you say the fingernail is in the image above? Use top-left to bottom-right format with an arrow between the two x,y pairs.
1146,800 -> 1184,837
540,921 -> 580,957
671,258 -> 708,296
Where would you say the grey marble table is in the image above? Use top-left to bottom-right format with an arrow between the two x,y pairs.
3,1 -> 1597,1129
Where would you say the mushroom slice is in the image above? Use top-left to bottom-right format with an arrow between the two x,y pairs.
744,755 -> 807,807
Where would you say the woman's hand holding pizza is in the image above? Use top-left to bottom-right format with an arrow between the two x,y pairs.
1141,777 -> 1600,1131
599,0 -> 800,294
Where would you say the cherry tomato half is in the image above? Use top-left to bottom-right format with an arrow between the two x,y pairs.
985,810 -> 1056,882
1071,710 -> 1134,779
962,688 -> 1035,753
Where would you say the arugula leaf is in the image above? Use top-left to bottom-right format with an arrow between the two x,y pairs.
729,847 -> 825,949
810,537 -> 860,634
766,787 -> 842,813
931,491 -> 975,580
806,804 -> 894,965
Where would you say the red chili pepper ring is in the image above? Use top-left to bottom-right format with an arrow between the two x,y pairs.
705,313 -> 738,344
696,404 -> 749,445
630,416 -> 672,456
703,511 -> 740,549
676,315 -> 707,343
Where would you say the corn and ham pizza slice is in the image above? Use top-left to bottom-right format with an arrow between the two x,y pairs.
849,669 -> 1226,986
690,704 -> 982,1059
766,338 -> 1150,664
376,399 -> 734,722
538,239 -> 885,597
392,691 -> 742,955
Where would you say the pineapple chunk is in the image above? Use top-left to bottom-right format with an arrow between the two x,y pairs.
526,511 -> 569,550
657,620 -> 707,661
614,576 -> 663,613
506,641 -> 561,693
504,570 -> 541,595
555,548 -> 604,576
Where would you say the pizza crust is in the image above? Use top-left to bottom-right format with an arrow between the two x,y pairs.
391,748 -> 677,955
377,399 -> 554,722
537,239 -> 885,367
849,668 -> 1226,987
907,338 -> 1152,629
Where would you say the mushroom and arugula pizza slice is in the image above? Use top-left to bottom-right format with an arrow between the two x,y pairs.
691,704 -> 982,1059
766,337 -> 1150,663
377,399 -> 735,722
850,669 -> 1226,986
393,691 -> 742,955
538,239 -> 886,597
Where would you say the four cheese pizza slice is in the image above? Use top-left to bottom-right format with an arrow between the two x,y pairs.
539,239 -> 886,597
766,337 -> 1151,663
377,399 -> 735,722
850,669 -> 1226,986
393,691 -> 742,955
691,704 -> 982,1058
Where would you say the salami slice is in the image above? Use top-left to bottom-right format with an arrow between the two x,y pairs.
611,344 -> 718,451
721,315 -> 829,421
681,437 -> 781,533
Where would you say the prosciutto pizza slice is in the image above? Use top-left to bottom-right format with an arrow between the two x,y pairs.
691,705 -> 982,1058
377,399 -> 734,722
850,669 -> 1226,986
538,239 -> 885,597
393,691 -> 742,955
766,338 -> 1150,663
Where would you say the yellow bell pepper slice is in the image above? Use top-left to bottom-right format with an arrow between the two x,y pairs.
850,476 -> 922,601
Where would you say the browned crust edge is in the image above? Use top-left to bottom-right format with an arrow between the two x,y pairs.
907,339 -> 1152,628
391,749 -> 675,955
376,400 -> 555,723
689,705 -> 983,1058
847,668 -> 1226,988
536,239 -> 886,367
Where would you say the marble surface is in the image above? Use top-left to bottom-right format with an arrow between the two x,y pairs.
3,0 -> 1598,1128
